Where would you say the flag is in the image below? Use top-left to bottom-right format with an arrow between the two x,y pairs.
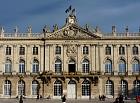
72,9 -> 75,13
65,5 -> 72,13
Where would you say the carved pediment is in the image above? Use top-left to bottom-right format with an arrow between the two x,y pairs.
46,24 -> 101,40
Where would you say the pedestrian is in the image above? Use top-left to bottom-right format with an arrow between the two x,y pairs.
19,95 -> 23,103
61,95 -> 66,103
99,95 -> 101,101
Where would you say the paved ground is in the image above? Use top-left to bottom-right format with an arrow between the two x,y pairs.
0,98 -> 136,103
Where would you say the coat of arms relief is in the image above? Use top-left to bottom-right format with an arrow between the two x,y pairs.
66,44 -> 77,57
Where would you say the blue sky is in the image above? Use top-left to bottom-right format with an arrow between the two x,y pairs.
0,0 -> 140,33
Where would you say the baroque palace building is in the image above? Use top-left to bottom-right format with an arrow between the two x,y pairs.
0,12 -> 140,99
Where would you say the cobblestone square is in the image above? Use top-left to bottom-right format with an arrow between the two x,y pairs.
0,98 -> 136,103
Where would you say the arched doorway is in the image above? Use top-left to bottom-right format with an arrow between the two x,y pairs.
67,80 -> 76,99
68,59 -> 76,73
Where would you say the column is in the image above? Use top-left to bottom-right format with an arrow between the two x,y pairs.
127,45 -> 132,75
26,45 -> 31,75
113,44 -> 118,75
45,44 -> 49,72
0,45 -> 4,74
12,45 -> 18,75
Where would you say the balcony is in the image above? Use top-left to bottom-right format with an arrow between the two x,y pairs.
118,72 -> 128,76
30,72 -> 40,76
17,72 -> 26,76
104,72 -> 114,75
132,72 -> 140,75
3,72 -> 12,75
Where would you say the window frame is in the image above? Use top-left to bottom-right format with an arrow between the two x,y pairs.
105,45 -> 111,55
19,46 -> 25,55
83,46 -> 89,55
6,46 -> 11,55
82,59 -> 89,73
54,80 -> 62,96
33,46 -> 38,55
55,46 -> 61,55
19,59 -> 25,73
82,80 -> 90,96
4,80 -> 11,96
5,59 -> 12,73
32,59 -> 39,73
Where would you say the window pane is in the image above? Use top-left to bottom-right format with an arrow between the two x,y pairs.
54,80 -> 62,96
82,80 -> 90,96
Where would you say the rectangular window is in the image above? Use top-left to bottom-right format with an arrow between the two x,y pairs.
33,47 -> 38,55
6,47 -> 11,55
55,46 -> 61,54
32,64 -> 39,73
19,47 -> 25,55
32,85 -> 38,95
133,46 -> 138,55
119,64 -> 126,73
83,46 -> 89,55
119,47 -> 125,55
5,64 -> 11,73
82,85 -> 90,96
54,85 -> 62,96
4,84 -> 11,95
105,46 -> 111,55
19,64 -> 25,73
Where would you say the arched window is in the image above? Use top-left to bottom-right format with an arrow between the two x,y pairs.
32,80 -> 39,95
105,59 -> 112,73
82,59 -> 89,73
18,80 -> 25,95
83,46 -> 89,55
132,59 -> 140,73
4,80 -> 11,95
133,80 -> 140,96
55,46 -> 61,54
105,80 -> 114,96
119,59 -> 126,73
82,80 -> 90,96
119,46 -> 125,55
19,59 -> 25,73
32,59 -> 39,73
120,80 -> 128,96
55,59 -> 62,74
105,45 -> 111,55
5,59 -> 12,73
133,46 -> 138,55
54,80 -> 62,96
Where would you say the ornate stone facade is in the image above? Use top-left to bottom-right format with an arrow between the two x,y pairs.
0,14 -> 140,99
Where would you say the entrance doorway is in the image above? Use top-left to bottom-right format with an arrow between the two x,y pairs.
68,64 -> 75,73
68,59 -> 76,73
67,80 -> 76,99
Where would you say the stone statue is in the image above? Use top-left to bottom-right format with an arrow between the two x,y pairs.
27,26 -> 32,33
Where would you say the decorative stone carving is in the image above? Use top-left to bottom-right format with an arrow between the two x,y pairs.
27,26 -> 32,33
66,44 -> 77,57
46,25 -> 100,40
